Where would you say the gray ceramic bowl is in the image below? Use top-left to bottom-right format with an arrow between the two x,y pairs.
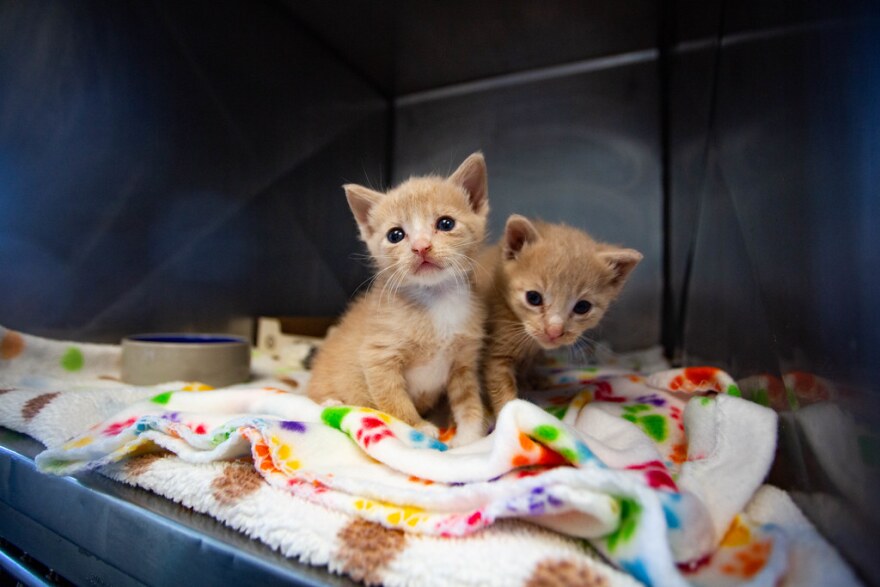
121,334 -> 251,387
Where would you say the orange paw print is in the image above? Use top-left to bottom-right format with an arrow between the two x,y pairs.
721,540 -> 772,578
668,367 -> 723,392
252,439 -> 283,474
669,442 -> 688,465
510,432 -> 569,468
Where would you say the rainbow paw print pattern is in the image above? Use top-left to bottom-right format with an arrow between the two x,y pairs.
519,365 -> 782,585
34,364 -> 783,587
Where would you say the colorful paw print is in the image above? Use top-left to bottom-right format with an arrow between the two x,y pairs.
63,435 -> 94,449
273,438 -> 301,472
150,391 -> 174,405
721,540 -> 772,578
102,417 -> 137,437
319,407 -> 399,449
634,393 -> 666,407
354,499 -> 428,529
721,515 -> 752,547
409,430 -> 447,451
355,416 -> 395,448
543,394 -> 576,420
181,382 -> 214,391
0,330 -> 26,360
210,426 -> 235,446
605,497 -> 642,553
251,436 -> 284,475
188,422 -> 209,434
544,404 -> 568,419
522,486 -> 563,515
287,477 -> 329,494
669,405 -> 684,432
665,367 -> 740,395
510,432 -> 569,468
626,460 -> 678,491
715,515 -> 774,579
438,427 -> 456,444
592,380 -> 627,403
60,347 -> 84,372
668,441 -> 688,465
387,504 -> 426,528
621,404 -> 668,443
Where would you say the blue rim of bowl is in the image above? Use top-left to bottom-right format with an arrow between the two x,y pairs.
125,334 -> 247,345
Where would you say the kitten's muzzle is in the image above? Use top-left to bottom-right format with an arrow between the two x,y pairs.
533,326 -> 571,349
411,242 -> 442,273
411,238 -> 432,257
545,323 -> 564,339
415,259 -> 442,273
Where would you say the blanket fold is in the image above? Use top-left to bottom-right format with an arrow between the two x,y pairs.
0,326 -> 861,587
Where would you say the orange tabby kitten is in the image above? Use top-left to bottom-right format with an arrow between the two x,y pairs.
476,215 -> 643,416
308,153 -> 489,446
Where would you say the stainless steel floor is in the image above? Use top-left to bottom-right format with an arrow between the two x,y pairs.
0,427 -> 355,587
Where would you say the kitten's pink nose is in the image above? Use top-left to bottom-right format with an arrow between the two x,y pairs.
545,324 -> 564,340
411,238 -> 432,257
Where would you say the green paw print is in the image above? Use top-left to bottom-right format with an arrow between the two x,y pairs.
606,497 -> 642,552
544,404 -> 568,420
621,404 -> 668,442
60,347 -> 84,372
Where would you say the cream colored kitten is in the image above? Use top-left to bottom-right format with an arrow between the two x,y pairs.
308,153 -> 489,446
476,215 -> 642,416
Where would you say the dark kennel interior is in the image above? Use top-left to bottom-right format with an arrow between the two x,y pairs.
1,0 -> 878,584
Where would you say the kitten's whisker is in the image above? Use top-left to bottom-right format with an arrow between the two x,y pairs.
447,240 -> 480,252
350,253 -> 393,263
376,261 -> 408,306
568,338 -> 591,366
505,326 -> 536,358
388,263 -> 409,302
448,257 -> 469,291
355,261 -> 399,296
578,334 -> 600,349
470,258 -> 492,279
369,261 -> 404,290
388,267 -> 406,305
446,254 -> 477,282
451,251 -> 479,270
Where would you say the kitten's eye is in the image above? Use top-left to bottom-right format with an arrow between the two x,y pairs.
525,291 -> 543,306
387,227 -> 405,244
573,300 -> 592,315
436,216 -> 456,231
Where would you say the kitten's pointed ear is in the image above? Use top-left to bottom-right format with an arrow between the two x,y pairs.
344,184 -> 383,239
448,152 -> 489,215
598,248 -> 643,289
503,214 -> 540,260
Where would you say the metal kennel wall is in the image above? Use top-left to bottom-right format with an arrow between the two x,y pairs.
1,0 -> 878,584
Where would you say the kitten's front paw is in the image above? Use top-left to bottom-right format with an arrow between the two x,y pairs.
415,420 -> 441,439
447,421 -> 485,448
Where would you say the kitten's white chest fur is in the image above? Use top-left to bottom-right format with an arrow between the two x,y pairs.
405,284 -> 474,403
426,285 -> 472,338
405,354 -> 453,401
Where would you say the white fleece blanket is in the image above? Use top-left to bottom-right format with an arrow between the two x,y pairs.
0,326 -> 861,587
